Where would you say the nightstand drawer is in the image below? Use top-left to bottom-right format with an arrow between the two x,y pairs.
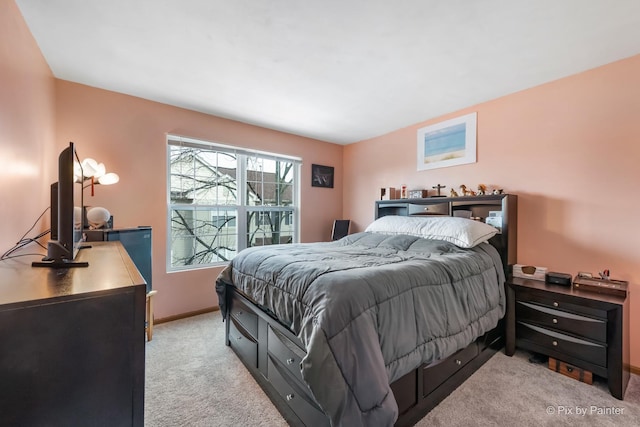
516,301 -> 606,342
516,289 -> 606,320
517,322 -> 606,367
230,295 -> 258,339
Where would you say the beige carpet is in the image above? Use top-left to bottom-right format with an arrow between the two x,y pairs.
145,311 -> 640,426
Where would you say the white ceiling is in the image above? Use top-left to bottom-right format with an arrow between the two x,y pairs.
16,0 -> 640,145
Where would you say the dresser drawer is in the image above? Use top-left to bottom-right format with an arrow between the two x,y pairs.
516,301 -> 606,342
229,315 -> 258,369
517,322 -> 606,367
422,342 -> 478,396
516,289 -> 606,320
267,354 -> 329,427
230,294 -> 258,339
268,325 -> 306,384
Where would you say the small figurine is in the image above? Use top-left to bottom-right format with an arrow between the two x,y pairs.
431,183 -> 446,197
400,184 -> 408,199
477,184 -> 486,195
492,188 -> 504,195
459,184 -> 476,196
450,188 -> 459,197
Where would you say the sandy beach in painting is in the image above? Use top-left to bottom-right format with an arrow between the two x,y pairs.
423,149 -> 466,164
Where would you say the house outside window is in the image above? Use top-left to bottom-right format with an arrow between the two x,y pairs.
167,135 -> 300,271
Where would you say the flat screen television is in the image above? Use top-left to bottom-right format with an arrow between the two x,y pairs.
33,142 -> 88,268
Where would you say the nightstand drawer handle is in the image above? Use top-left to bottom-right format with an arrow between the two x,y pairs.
455,359 -> 462,365
286,358 -> 295,365
552,340 -> 558,346
286,394 -> 294,401
553,302 -> 559,307
552,318 -> 558,324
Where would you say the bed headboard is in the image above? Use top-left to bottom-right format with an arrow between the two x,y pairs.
375,194 -> 517,272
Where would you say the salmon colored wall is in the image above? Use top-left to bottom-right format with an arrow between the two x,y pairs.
6,0 -> 638,367
344,54 -> 640,367
54,80 -> 343,319
0,0 -> 56,252
3,0 -> 342,321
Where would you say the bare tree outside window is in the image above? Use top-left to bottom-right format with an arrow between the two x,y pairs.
246,156 -> 295,247
168,139 -> 298,270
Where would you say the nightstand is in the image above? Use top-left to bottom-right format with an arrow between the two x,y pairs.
505,277 -> 630,399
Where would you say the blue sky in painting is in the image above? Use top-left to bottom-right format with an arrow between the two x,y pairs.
423,123 -> 466,156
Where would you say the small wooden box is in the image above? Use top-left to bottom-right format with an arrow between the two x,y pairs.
549,358 -> 593,385
573,277 -> 628,298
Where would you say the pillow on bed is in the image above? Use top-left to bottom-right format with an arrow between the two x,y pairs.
365,215 -> 498,248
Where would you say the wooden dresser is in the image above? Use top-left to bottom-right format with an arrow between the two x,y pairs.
0,242 -> 146,426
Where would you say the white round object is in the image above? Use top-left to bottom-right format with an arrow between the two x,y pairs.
86,206 -> 111,228
74,206 -> 83,229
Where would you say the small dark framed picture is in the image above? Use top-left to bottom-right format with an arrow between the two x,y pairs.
311,164 -> 334,188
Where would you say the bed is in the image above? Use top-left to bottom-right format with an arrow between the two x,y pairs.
216,194 -> 517,426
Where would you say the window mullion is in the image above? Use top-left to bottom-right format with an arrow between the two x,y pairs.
236,154 -> 247,251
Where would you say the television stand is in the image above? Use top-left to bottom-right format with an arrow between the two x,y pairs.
31,241 -> 92,268
31,259 -> 89,268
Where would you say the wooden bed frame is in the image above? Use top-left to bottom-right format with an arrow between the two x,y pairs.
223,194 -> 517,426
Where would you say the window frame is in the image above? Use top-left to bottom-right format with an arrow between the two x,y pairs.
167,135 -> 300,272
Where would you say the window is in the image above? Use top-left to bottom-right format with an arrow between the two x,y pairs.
167,135 -> 300,271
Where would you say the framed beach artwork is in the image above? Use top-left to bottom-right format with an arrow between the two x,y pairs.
417,112 -> 477,171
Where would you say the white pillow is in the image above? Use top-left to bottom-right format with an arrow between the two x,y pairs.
365,215 -> 498,248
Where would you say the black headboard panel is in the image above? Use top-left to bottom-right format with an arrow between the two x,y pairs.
375,194 -> 517,272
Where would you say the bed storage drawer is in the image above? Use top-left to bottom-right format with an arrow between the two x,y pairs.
267,325 -> 305,384
267,354 -> 329,427
516,322 -> 606,367
516,301 -> 606,342
229,315 -> 258,368
230,294 -> 258,339
390,369 -> 417,415
422,342 -> 478,396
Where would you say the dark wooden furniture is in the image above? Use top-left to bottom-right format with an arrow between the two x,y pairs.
228,291 -> 330,426
0,242 -> 146,426
506,277 -> 630,399
224,194 -> 517,426
330,219 -> 351,241
85,227 -> 157,340
375,194 -> 518,269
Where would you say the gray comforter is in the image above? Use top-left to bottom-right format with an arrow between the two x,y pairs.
216,232 -> 506,426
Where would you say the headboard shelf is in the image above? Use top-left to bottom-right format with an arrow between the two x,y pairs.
375,194 -> 518,270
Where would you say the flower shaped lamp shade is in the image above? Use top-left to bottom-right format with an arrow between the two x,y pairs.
78,158 -> 120,196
